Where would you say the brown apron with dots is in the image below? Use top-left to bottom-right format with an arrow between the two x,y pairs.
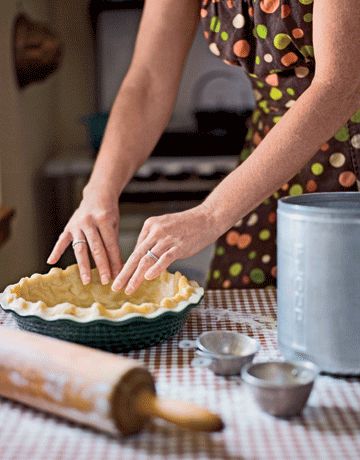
201,0 -> 360,290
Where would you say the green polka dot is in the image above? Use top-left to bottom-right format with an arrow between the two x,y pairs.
216,246 -> 225,256
248,251 -> 257,260
256,24 -> 268,39
255,55 -> 261,65
311,162 -> 324,176
259,100 -> 270,113
210,16 -> 221,33
273,33 -> 291,50
256,81 -> 265,88
229,263 -> 243,277
270,87 -> 283,101
273,191 -> 280,199
240,147 -> 251,161
351,109 -> 360,123
252,110 -> 261,123
250,268 -> 266,284
299,0 -> 313,4
273,116 -> 282,124
245,128 -> 253,141
248,73 -> 258,79
213,270 -> 221,280
286,88 -> 296,96
265,285 -> 276,291
303,13 -> 313,22
221,31 -> 229,41
259,229 -> 271,241
300,45 -> 314,58
289,184 -> 303,196
334,125 -> 350,142
263,198 -> 271,205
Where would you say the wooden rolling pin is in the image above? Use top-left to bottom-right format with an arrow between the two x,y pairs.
0,328 -> 223,435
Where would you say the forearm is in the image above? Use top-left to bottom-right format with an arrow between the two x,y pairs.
84,76 -> 176,199
204,79 -> 360,235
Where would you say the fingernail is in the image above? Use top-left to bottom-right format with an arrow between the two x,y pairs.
125,285 -> 133,295
113,278 -> 124,289
82,276 -> 90,285
111,282 -> 121,292
47,257 -> 53,264
144,272 -> 153,280
101,275 -> 110,285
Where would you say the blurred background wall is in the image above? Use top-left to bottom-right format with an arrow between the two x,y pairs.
0,0 -> 95,288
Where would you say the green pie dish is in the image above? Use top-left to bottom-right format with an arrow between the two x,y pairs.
1,297 -> 202,352
0,266 -> 204,352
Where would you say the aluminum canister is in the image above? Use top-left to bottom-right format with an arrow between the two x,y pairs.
277,192 -> 360,375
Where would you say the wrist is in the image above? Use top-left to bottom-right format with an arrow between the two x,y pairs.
83,181 -> 121,203
197,201 -> 225,239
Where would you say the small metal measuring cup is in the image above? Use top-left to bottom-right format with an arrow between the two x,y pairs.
242,360 -> 320,417
196,331 -> 260,376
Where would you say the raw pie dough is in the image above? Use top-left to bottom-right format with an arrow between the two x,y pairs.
0,264 -> 203,322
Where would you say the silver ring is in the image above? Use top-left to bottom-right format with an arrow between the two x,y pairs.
146,249 -> 159,262
72,240 -> 87,249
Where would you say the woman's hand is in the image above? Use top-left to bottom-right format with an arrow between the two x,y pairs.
111,204 -> 219,294
47,189 -> 122,285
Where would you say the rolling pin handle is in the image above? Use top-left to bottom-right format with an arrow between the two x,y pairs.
135,391 -> 224,433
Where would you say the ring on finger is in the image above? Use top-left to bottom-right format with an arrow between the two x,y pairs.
72,239 -> 87,249
146,249 -> 159,262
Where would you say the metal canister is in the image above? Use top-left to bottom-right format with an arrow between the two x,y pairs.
277,192 -> 360,375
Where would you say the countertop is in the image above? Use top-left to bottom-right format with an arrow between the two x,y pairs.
0,289 -> 359,460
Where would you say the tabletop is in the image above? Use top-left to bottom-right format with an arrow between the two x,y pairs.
0,289 -> 359,460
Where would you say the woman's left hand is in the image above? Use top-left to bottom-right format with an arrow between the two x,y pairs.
111,204 -> 219,294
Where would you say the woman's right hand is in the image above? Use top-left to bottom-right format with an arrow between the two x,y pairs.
47,189 -> 122,285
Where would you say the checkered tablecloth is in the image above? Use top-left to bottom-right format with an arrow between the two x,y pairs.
1,289 -> 359,460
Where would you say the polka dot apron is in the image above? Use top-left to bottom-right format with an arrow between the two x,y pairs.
202,0 -> 360,290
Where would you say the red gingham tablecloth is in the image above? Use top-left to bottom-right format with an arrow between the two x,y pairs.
0,289 -> 359,460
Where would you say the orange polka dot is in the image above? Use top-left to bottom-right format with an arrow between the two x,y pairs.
281,183 -> 289,191
320,143 -> 329,152
265,73 -> 279,86
248,7 -> 254,16
223,280 -> 231,289
203,31 -> 209,40
281,4 -> 291,18
271,266 -> 277,278
253,131 -> 262,146
226,0 -> 235,7
226,230 -> 240,246
268,211 -> 276,224
237,233 -> 252,249
281,52 -> 298,67
306,179 -> 317,192
339,171 -> 357,188
242,275 -> 250,285
264,125 -> 271,134
292,28 -> 304,39
200,8 -> 208,18
260,0 -> 280,14
233,40 -> 251,58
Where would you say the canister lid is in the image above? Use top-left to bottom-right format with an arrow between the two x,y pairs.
278,192 -> 360,216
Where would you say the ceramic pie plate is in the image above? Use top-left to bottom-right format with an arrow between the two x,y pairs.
0,265 -> 204,352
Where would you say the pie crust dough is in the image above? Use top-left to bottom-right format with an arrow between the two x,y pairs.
0,264 -> 204,322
